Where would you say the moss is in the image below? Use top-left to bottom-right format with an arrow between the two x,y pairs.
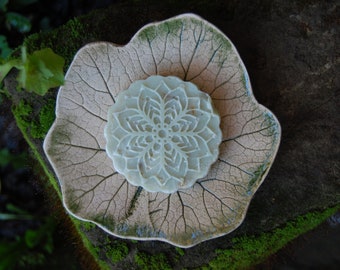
202,206 -> 339,269
24,17 -> 88,67
175,246 -> 185,257
105,241 -> 129,264
11,99 -> 108,270
12,98 -> 55,140
71,219 -> 110,270
12,100 -> 61,199
134,251 -> 171,270
12,99 -> 33,130
173,246 -> 185,263
82,221 -> 96,231
30,99 -> 56,139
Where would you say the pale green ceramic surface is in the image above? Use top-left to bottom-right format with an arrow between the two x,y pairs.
104,75 -> 222,193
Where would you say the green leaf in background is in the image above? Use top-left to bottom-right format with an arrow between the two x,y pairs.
0,0 -> 8,12
24,230 -> 40,248
5,12 -> 31,33
24,217 -> 56,253
0,35 -> 13,59
0,58 -> 20,82
0,47 -> 65,95
18,47 -> 65,95
0,0 -> 37,12
0,241 -> 23,270
0,148 -> 27,169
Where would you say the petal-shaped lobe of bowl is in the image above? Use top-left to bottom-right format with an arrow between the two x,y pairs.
43,13 -> 281,248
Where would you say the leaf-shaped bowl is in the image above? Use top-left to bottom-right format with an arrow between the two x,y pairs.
44,13 -> 281,248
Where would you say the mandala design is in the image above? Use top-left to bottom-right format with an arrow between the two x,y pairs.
105,76 -> 222,193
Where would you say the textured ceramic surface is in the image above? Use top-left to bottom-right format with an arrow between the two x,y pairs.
105,75 -> 222,193
43,13 -> 281,247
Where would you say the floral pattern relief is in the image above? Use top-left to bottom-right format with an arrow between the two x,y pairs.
105,76 -> 222,193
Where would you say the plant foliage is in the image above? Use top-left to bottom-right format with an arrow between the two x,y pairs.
0,47 -> 64,95
0,217 -> 56,270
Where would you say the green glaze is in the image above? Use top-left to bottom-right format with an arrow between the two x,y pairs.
138,17 -> 184,43
247,163 -> 269,191
138,25 -> 158,42
164,18 -> 185,37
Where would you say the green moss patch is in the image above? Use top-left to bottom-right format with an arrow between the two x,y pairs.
24,18 -> 88,68
105,241 -> 129,264
11,99 -> 33,130
134,251 -> 171,270
12,98 -> 55,140
203,206 -> 339,269
30,99 -> 56,139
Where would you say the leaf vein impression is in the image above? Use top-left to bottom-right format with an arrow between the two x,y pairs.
86,50 -> 116,103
